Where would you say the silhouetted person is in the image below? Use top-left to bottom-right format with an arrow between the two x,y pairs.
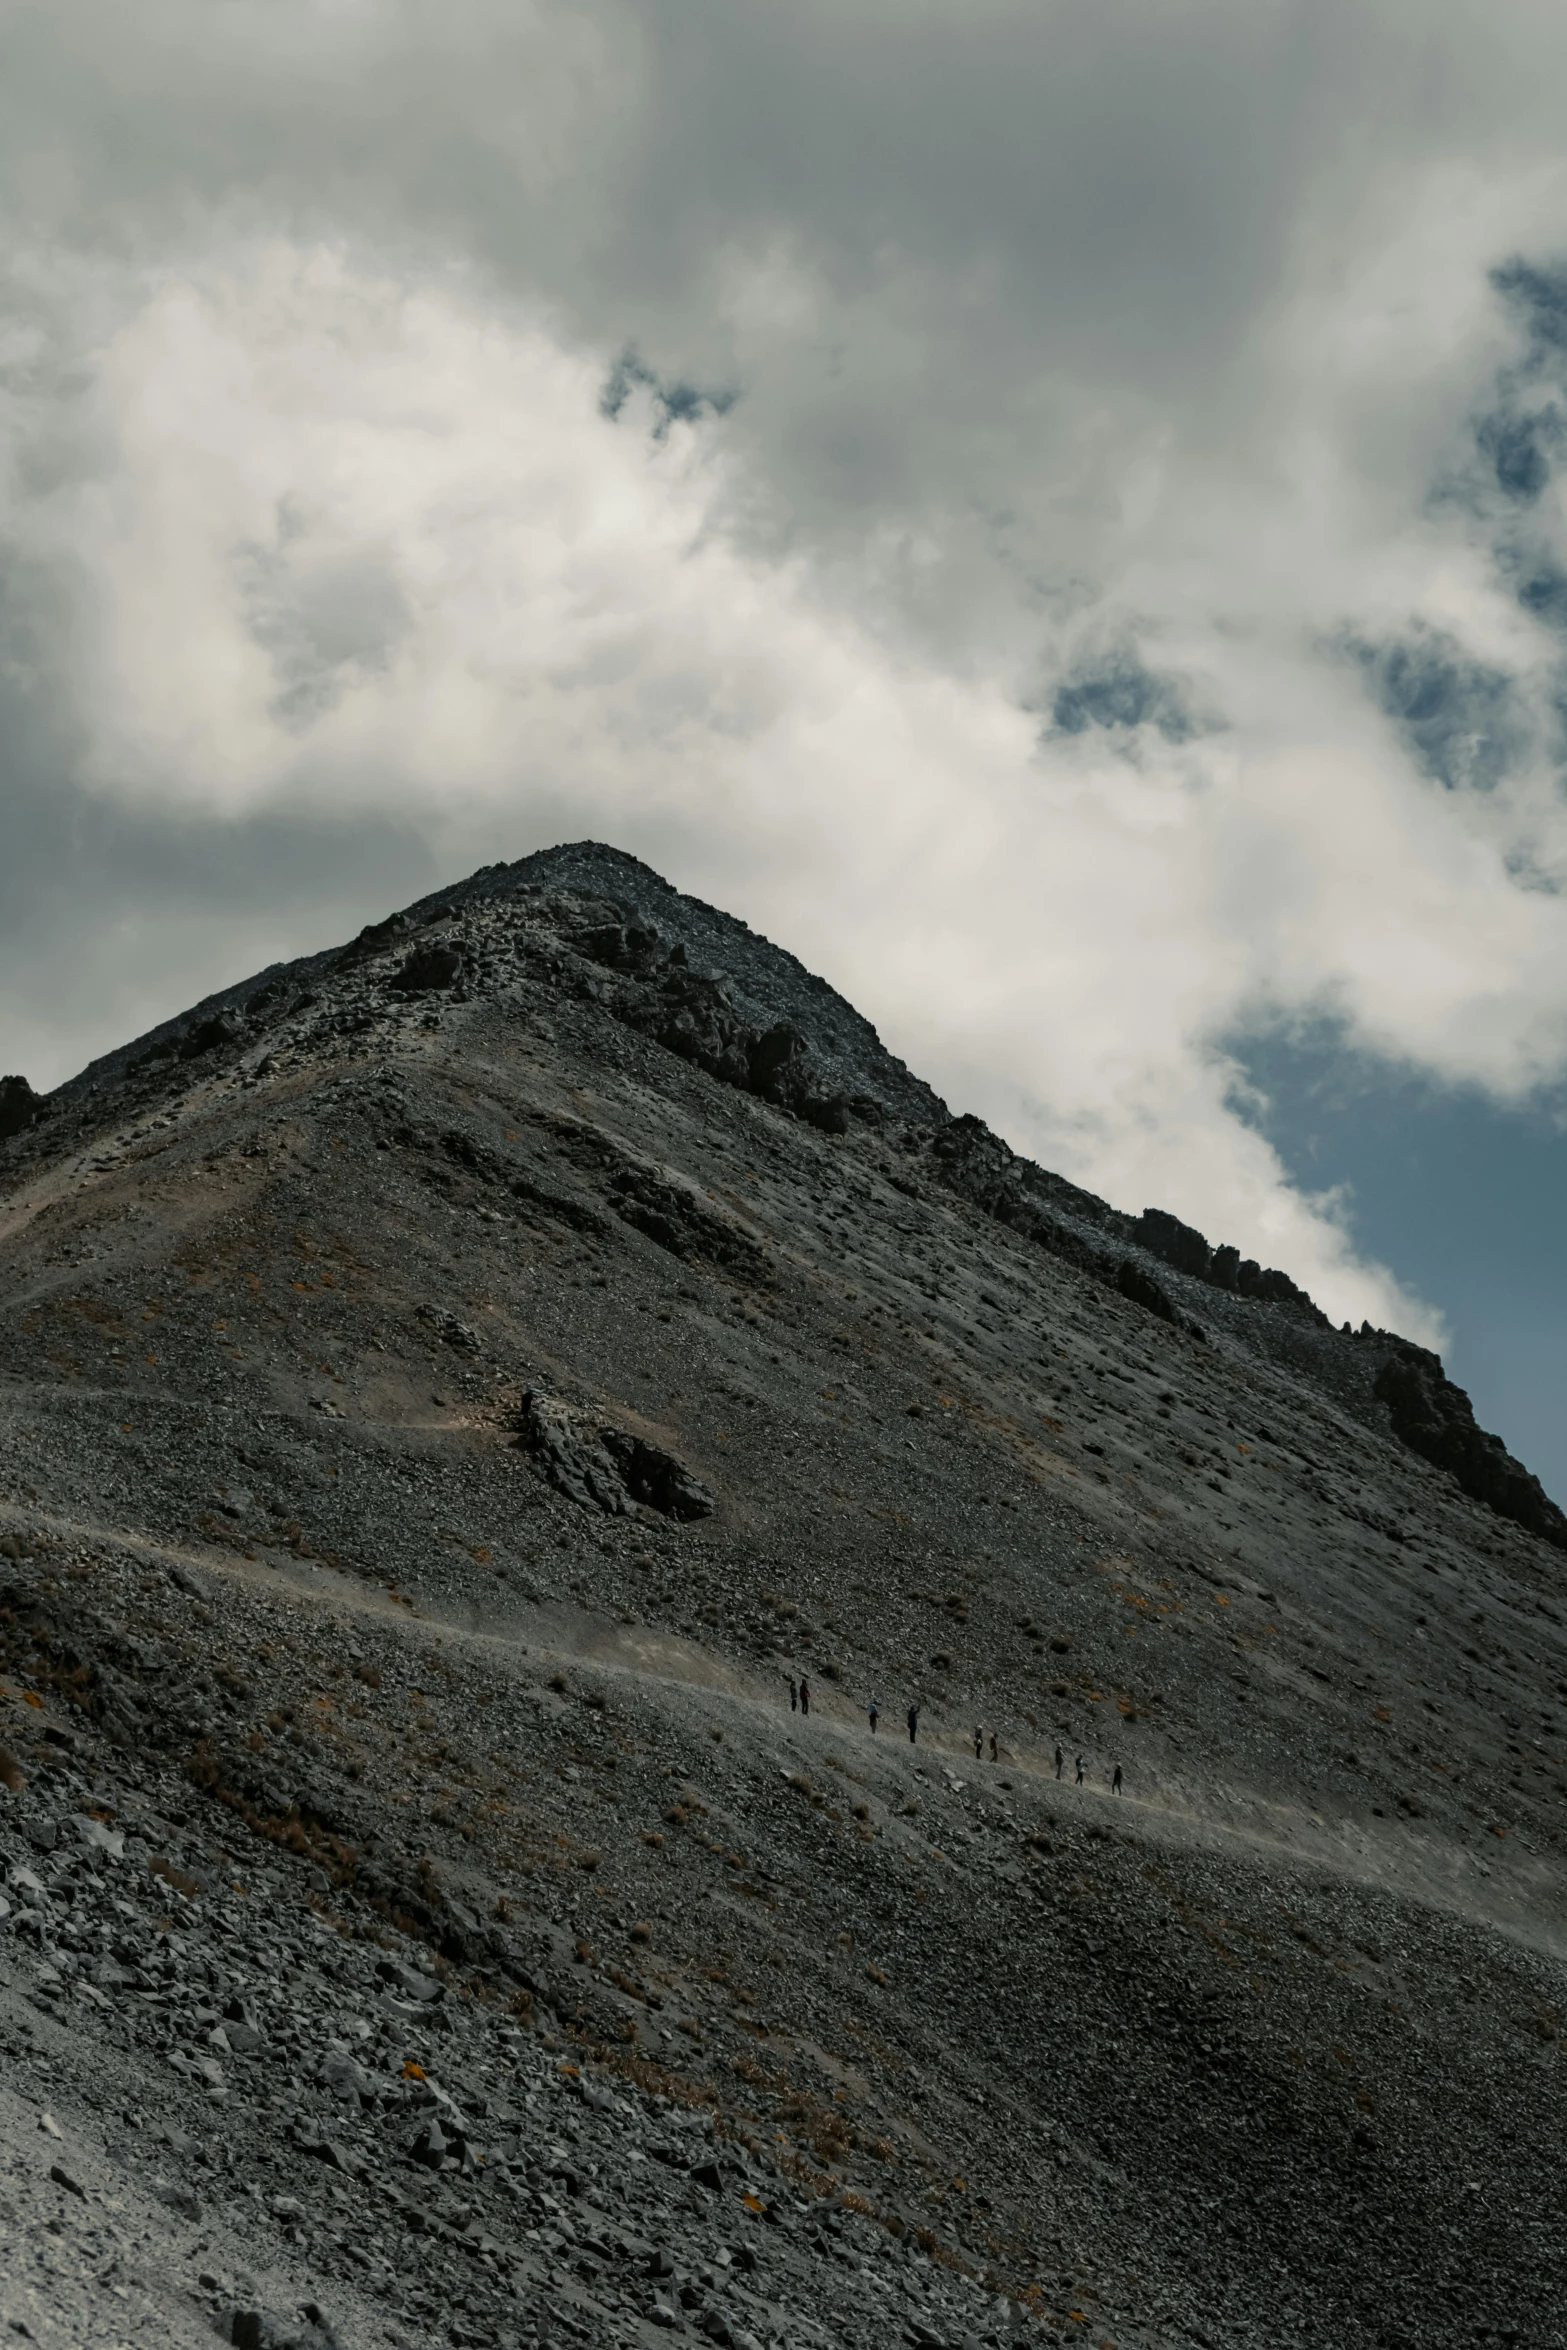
907,1704 -> 920,1745
1074,1754 -> 1085,1786
1112,1763 -> 1123,1796
799,1677 -> 811,1718
989,1731 -> 998,1763
973,1726 -> 983,1761
869,1700 -> 880,1735
1054,1745 -> 1064,1780
789,1678 -> 798,1714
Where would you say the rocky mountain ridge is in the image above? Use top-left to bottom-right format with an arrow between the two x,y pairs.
5,840 -> 1560,1547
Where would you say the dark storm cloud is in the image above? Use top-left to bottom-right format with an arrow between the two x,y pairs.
0,1 -> 1422,661
0,543 -> 431,1082
0,767 -> 433,1090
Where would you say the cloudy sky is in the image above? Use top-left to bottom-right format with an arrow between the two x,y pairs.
6,1 -> 1567,1486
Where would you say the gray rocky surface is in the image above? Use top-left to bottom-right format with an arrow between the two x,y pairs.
0,840 -> 1564,2349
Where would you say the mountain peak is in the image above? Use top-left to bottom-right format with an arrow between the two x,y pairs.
9,843 -> 1560,1545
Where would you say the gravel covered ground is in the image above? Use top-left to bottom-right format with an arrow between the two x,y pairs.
2,843 -> 1564,2350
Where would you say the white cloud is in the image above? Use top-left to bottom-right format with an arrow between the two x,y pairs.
13,5 -> 1567,1355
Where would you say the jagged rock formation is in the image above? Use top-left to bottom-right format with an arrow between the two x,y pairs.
1132,1204 -> 1322,1309
518,1390 -> 715,1522
1372,1340 -> 1567,1544
3,840 -> 1567,2350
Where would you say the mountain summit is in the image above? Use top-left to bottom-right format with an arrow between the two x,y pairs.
2,842 -> 1564,2350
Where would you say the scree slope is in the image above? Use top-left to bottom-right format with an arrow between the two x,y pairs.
1,840 -> 1564,2350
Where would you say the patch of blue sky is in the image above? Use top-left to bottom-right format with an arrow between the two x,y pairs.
1228,1024 -> 1567,1508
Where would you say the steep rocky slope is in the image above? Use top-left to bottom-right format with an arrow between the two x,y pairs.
1,842 -> 1564,2350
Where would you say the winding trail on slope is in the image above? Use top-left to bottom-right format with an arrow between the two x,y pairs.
10,1496 -> 1562,1966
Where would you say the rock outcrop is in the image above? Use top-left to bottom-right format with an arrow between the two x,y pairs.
518,1389 -> 714,1521
0,1075 -> 43,1140
1373,1339 -> 1567,1545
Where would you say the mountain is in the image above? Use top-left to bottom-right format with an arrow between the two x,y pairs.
1,840 -> 1564,2350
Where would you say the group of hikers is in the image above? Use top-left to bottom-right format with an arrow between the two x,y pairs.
789,1678 -> 919,1743
785,1675 -> 1124,1794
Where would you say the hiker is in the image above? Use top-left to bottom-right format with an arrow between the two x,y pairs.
989,1731 -> 998,1764
789,1678 -> 798,1714
1054,1744 -> 1064,1781
1074,1754 -> 1085,1786
800,1677 -> 811,1718
973,1726 -> 983,1761
1112,1763 -> 1123,1796
868,1699 -> 880,1735
907,1703 -> 920,1745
